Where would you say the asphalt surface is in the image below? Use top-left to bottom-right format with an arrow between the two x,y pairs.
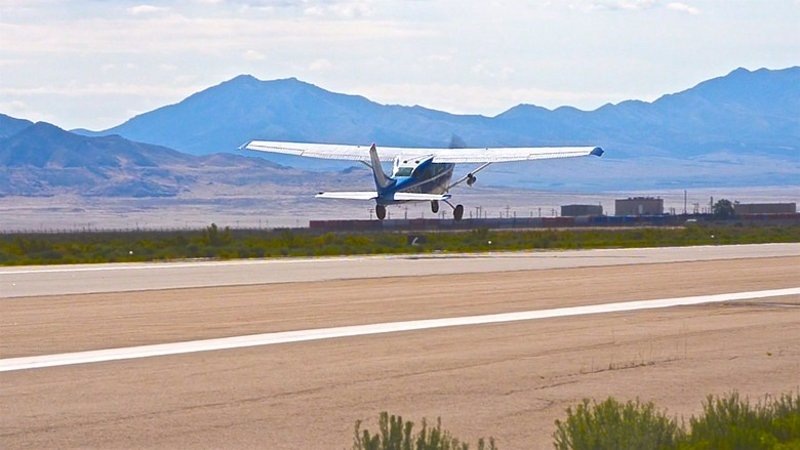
2,243 -> 798,298
1,245 -> 798,449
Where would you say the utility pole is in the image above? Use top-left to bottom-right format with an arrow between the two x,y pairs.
684,190 -> 688,215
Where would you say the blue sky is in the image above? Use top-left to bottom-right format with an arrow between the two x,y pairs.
1,0 -> 798,130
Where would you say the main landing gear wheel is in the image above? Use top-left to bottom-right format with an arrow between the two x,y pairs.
376,204 -> 386,220
431,200 -> 439,214
453,204 -> 464,221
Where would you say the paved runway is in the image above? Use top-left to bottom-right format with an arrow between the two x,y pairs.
1,244 -> 798,449
2,243 -> 798,298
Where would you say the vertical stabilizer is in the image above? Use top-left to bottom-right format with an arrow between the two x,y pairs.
369,144 -> 394,192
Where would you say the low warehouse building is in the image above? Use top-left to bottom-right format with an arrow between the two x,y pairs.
615,197 -> 664,216
734,203 -> 796,214
561,204 -> 603,216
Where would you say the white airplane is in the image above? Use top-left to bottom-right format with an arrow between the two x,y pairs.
243,140 -> 604,220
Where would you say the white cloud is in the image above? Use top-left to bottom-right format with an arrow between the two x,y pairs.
308,58 -> 332,71
667,2 -> 700,14
243,49 -> 266,61
0,82 -> 203,98
572,0 -> 700,14
471,62 -> 515,80
303,1 -> 373,19
572,0 -> 657,12
126,4 -> 168,15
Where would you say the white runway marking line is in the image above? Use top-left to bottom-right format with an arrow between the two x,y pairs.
1,287 -> 798,373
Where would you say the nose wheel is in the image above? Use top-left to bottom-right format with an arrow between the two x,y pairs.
376,204 -> 386,220
431,200 -> 439,214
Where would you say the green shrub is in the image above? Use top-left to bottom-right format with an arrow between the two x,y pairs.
679,392 -> 800,449
553,397 -> 681,450
353,412 -> 497,450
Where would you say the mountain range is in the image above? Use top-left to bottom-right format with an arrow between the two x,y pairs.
82,67 -> 800,160
2,66 -> 798,197
0,121 -> 325,197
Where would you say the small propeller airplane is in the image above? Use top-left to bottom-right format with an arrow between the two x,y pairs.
242,140 -> 604,220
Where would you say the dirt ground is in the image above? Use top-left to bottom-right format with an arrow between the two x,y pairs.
1,256 -> 799,449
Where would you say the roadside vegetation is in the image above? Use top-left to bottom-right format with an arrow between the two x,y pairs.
554,392 -> 800,449
356,392 -> 800,450
353,412 -> 497,450
1,223 -> 798,265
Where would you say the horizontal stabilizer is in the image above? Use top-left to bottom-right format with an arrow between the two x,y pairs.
315,191 -> 378,200
393,193 -> 451,202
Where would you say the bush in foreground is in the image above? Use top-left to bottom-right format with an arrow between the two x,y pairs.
552,392 -> 800,449
681,392 -> 800,449
553,397 -> 681,450
353,411 -> 497,450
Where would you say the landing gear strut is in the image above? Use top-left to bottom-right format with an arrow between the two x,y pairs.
376,204 -> 386,220
443,200 -> 465,221
431,200 -> 439,214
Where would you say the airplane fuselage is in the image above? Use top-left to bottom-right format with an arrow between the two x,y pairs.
377,160 -> 455,205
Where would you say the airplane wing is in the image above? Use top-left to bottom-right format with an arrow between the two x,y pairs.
243,140 -> 603,163
315,192 -> 377,200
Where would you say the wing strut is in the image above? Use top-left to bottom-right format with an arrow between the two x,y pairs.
446,162 -> 493,190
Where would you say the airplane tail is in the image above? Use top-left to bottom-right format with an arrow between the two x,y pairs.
369,144 -> 394,192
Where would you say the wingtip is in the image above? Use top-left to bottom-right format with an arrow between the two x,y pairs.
591,147 -> 604,157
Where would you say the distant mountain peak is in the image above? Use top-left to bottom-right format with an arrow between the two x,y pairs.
225,73 -> 259,84
0,113 -> 34,139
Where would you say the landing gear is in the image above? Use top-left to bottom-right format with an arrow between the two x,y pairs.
376,204 -> 386,220
443,200 -> 465,221
431,200 -> 439,214
453,204 -> 464,221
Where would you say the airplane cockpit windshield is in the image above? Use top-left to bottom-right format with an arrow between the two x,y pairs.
394,167 -> 414,177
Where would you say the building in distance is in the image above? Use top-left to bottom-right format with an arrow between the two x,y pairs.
615,197 -> 664,216
734,203 -> 796,215
561,204 -> 603,217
